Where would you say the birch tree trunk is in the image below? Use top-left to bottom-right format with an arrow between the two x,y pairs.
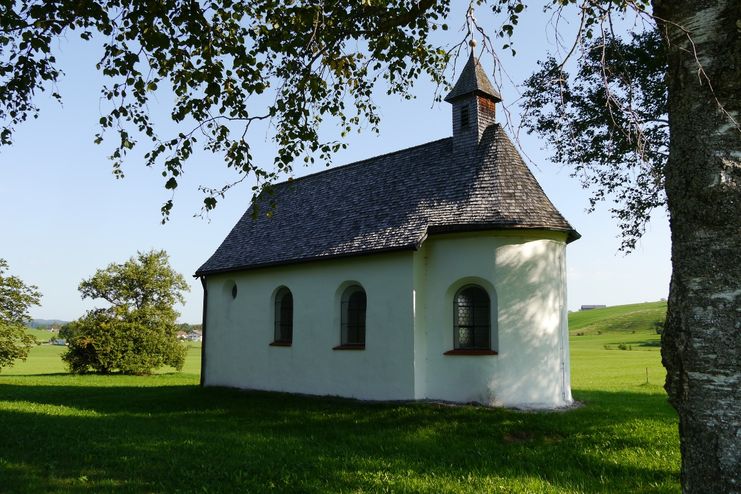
652,0 -> 741,492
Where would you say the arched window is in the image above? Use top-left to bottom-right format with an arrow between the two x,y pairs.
454,285 -> 490,349
341,285 -> 366,347
273,287 -> 293,344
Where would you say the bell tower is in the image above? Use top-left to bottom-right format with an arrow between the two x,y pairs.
444,44 -> 502,153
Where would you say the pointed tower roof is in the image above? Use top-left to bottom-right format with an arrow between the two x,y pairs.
444,53 -> 502,103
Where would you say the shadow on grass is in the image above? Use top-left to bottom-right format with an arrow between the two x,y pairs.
0,383 -> 679,493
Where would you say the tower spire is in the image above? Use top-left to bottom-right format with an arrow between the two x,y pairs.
445,53 -> 501,152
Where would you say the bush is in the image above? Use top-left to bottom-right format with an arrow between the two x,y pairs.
58,322 -> 80,341
63,311 -> 185,374
0,258 -> 41,371
62,250 -> 188,375
0,324 -> 38,370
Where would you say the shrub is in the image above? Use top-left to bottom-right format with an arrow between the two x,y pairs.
63,250 -> 188,375
63,310 -> 186,374
0,258 -> 41,371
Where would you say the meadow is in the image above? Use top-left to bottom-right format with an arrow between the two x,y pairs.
0,302 -> 678,493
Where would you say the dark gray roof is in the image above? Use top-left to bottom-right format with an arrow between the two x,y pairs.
444,53 -> 502,103
196,125 -> 579,276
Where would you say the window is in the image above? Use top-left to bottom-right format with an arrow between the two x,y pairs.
338,285 -> 366,349
223,280 -> 237,299
460,104 -> 470,129
272,287 -> 293,345
454,285 -> 490,350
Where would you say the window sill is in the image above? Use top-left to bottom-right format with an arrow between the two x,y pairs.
333,344 -> 365,351
269,341 -> 292,347
443,349 -> 498,356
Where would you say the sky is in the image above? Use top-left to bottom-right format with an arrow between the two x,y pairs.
0,4 -> 671,324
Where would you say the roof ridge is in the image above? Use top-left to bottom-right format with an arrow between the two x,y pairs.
269,137 -> 452,189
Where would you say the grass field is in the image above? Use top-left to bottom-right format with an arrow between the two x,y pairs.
0,302 -> 678,493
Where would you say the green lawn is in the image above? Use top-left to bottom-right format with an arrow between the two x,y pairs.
24,327 -> 57,343
0,303 -> 678,493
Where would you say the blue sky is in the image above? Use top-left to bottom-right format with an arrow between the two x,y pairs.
0,4 -> 670,323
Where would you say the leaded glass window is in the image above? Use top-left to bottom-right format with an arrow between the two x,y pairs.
454,285 -> 490,349
274,287 -> 293,343
341,286 -> 366,346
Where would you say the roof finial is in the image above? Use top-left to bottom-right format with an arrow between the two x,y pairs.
466,2 -> 477,56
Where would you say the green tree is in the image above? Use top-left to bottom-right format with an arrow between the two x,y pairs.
0,0 -> 448,218
521,30 -> 667,252
58,321 -> 79,341
523,4 -> 739,489
1,1 -> 738,490
63,250 -> 189,374
0,258 -> 41,371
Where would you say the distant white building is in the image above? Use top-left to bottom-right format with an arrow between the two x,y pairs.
196,54 -> 579,409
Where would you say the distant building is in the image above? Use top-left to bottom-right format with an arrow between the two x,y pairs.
580,305 -> 607,311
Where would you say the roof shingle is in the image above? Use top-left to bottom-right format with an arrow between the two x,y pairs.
444,53 -> 502,103
196,125 -> 579,276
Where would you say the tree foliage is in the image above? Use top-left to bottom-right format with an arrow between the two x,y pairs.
0,258 -> 41,371
0,0 -> 664,247
0,0 -> 451,218
63,250 -> 189,374
521,30 -> 667,250
58,321 -> 79,341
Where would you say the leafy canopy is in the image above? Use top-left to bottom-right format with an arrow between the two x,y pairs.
0,258 -> 42,371
0,0 -> 661,246
1,0 -> 451,218
63,250 -> 189,374
521,30 -> 667,251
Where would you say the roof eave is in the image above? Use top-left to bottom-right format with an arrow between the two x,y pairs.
195,224 -> 581,277
425,223 -> 580,243
194,243 -> 420,277
443,88 -> 502,104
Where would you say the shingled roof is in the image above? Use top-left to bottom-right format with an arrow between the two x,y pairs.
196,125 -> 579,276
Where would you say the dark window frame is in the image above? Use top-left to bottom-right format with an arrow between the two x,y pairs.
453,285 -> 491,351
335,285 -> 366,350
271,287 -> 293,346
460,104 -> 471,129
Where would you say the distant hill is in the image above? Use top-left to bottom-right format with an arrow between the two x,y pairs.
29,319 -> 69,328
569,301 -> 667,334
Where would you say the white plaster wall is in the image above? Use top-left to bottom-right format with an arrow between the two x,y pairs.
203,252 -> 416,400
412,244 -> 428,399
419,231 -> 572,408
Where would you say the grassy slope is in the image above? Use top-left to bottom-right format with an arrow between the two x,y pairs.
0,303 -> 677,493
569,302 -> 667,392
24,328 -> 56,343
569,301 -> 666,334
